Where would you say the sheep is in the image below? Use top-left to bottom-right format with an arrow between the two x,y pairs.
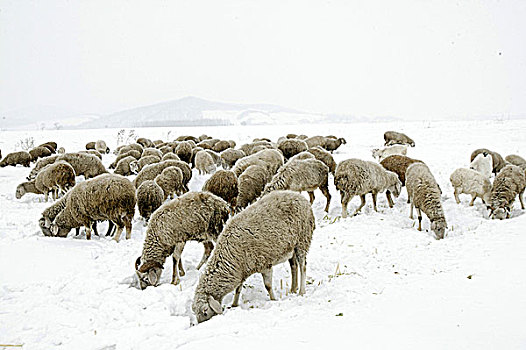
324,137 -> 346,153
192,190 -> 315,323
405,163 -> 447,239
141,147 -> 163,159
115,143 -> 143,155
109,150 -> 141,169
469,152 -> 493,178
288,152 -> 315,162
16,180 -> 44,199
0,151 -> 32,167
488,164 -> 526,220
450,168 -> 492,206
27,155 -> 60,180
28,146 -> 52,162
371,145 -> 408,162
129,155 -> 161,174
39,192 -> 70,237
35,161 -> 76,201
263,158 -> 331,212
136,137 -> 154,148
384,131 -> 415,147
232,149 -> 284,177
379,155 -> 423,186
212,140 -> 231,153
80,150 -> 103,160
236,164 -> 273,211
176,135 -> 199,142
136,180 -> 164,221
304,136 -> 327,149
38,142 -> 57,153
198,134 -> 212,142
195,150 -> 216,175
286,133 -> 298,139
220,149 -> 246,170
95,140 -> 110,154
205,150 -> 222,167
505,154 -> 526,170
158,145 -> 174,155
152,140 -> 164,147
114,156 -> 137,176
175,141 -> 193,163
334,158 -> 402,217
162,152 -> 180,161
133,160 -> 191,191
56,153 -> 107,179
86,142 -> 96,150
307,147 -> 337,174
41,174 -> 136,241
154,166 -> 184,200
197,139 -> 220,149
202,170 -> 239,211
239,141 -> 275,156
470,148 -> 505,174
278,139 -> 308,160
134,191 -> 230,288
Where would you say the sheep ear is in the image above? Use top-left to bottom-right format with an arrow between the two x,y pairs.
208,295 -> 222,314
44,217 -> 52,228
147,269 -> 159,286
50,225 -> 59,236
135,256 -> 141,271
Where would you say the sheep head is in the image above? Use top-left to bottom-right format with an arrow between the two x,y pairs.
192,294 -> 223,323
430,219 -> 447,239
129,161 -> 140,174
15,183 -> 26,199
490,206 -> 510,220
135,257 -> 163,290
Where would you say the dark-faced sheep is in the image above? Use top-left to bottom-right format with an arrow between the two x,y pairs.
175,141 -> 193,163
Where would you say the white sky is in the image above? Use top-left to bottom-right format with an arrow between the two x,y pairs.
1,0 -> 525,119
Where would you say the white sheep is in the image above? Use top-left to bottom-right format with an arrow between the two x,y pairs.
470,152 -> 493,178
371,145 -> 408,162
450,168 -> 492,206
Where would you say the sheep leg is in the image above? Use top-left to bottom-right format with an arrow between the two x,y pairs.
352,195 -> 367,216
416,208 -> 422,231
409,202 -> 414,219
261,268 -> 276,301
454,188 -> 460,204
92,222 -> 99,236
519,189 -> 525,210
171,242 -> 185,285
113,226 -> 124,242
125,220 -> 132,240
44,191 -> 49,202
85,222 -> 92,240
232,284 -> 242,307
289,254 -> 298,293
371,192 -> 378,212
386,190 -> 394,208
196,241 -> 214,270
469,195 -> 477,206
321,185 -> 331,212
308,191 -> 315,204
75,227 -> 80,236
296,249 -> 307,296
105,221 -> 115,236
340,191 -> 351,218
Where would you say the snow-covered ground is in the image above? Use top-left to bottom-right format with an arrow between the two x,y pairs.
1,119 -> 525,350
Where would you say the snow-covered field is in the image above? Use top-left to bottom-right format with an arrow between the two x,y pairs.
1,120 -> 525,350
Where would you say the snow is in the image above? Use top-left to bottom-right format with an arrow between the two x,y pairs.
1,119 -> 525,349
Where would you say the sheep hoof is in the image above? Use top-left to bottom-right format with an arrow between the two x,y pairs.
171,279 -> 181,286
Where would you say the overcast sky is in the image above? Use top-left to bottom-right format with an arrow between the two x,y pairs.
1,0 -> 525,119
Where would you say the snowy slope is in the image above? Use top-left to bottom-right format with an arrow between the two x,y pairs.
0,119 -> 525,350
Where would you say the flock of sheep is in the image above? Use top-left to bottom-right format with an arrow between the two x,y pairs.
1,129 -> 525,323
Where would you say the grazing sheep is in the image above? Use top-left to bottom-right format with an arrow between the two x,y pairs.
450,168 -> 492,206
136,180 -> 164,221
162,152 -> 180,161
489,164 -> 526,220
324,137 -> 346,153
379,155 -> 423,186
239,141 -> 275,156
136,137 -> 154,148
129,155 -> 161,174
175,141 -> 193,163
202,170 -> 239,211
27,155 -> 60,180
95,140 -> 110,154
278,139 -> 308,160
469,152 -> 493,178
114,156 -> 137,176
133,160 -> 191,191
384,131 -> 415,147
115,143 -> 143,155
0,151 -> 32,167
192,190 -> 315,323
307,147 -> 337,174
334,158 -> 402,217
29,146 -> 53,162
198,134 -> 212,142
86,141 -> 96,150
288,152 -> 315,162
405,163 -> 447,239
197,139 -> 220,150
35,161 -> 76,201
80,150 -> 103,160
16,180 -> 44,199
470,148 -> 505,174
195,150 -> 216,175
236,164 -> 273,211
39,192 -> 70,236
154,166 -> 184,200
141,147 -> 163,159
371,145 -> 408,162
152,140 -> 164,147
56,153 -> 107,179
212,140 -> 231,153
110,150 -> 141,169
232,149 -> 284,177
304,136 -> 327,149
505,154 -> 526,170
41,174 -> 136,241
39,142 -> 57,153
205,150 -> 222,167
176,135 -> 199,142
135,192 -> 230,288
263,159 -> 331,212
220,149 -> 246,170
